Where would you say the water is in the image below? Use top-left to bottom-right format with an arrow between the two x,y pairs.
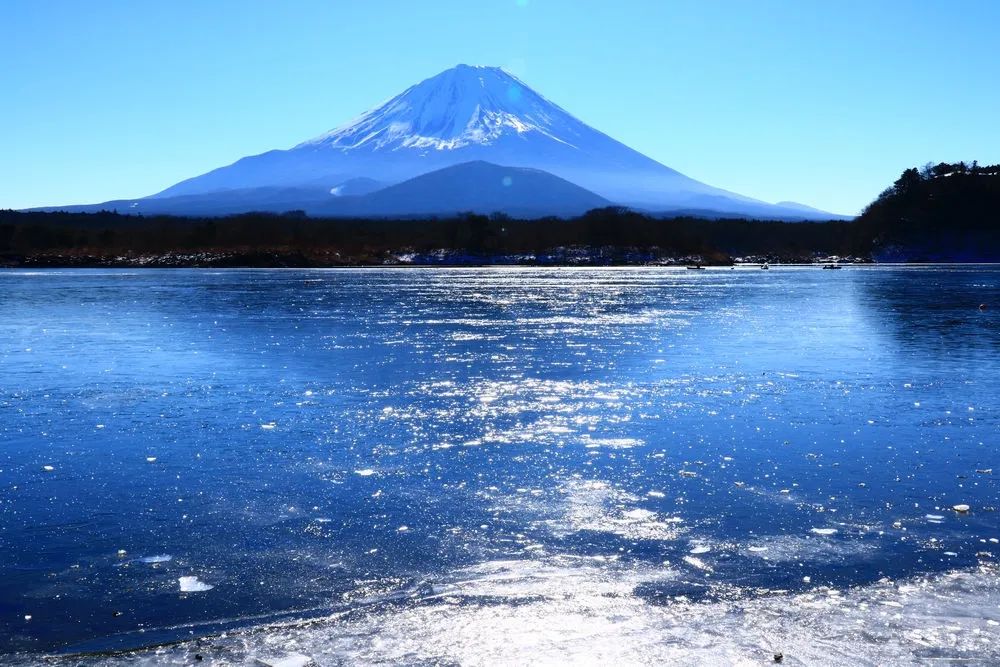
0,266 -> 998,665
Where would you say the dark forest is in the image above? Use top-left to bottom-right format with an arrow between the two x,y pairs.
2,162 -> 997,267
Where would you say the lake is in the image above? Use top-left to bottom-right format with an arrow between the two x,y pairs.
1,266 -> 998,665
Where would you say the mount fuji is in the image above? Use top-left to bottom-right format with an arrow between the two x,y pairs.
40,65 -> 843,220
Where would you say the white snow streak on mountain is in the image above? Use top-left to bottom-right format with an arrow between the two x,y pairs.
299,66 -> 582,152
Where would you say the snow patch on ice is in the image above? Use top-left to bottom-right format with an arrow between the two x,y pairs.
178,576 -> 214,592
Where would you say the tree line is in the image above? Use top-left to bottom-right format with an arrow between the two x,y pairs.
1,161 -> 998,265
0,208 -> 865,266
857,161 -> 1000,261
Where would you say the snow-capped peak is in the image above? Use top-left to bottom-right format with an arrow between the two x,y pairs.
298,64 -> 585,152
146,64 -> 840,219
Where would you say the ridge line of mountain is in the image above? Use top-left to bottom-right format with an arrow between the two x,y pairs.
30,64 -> 849,220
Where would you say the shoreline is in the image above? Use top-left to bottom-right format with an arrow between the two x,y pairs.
5,206 -> 998,267
0,249 -> 872,270
8,257 -> 999,270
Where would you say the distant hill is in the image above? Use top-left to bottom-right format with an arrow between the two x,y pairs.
31,162 -> 609,219
314,161 -> 611,218
858,161 -> 1000,261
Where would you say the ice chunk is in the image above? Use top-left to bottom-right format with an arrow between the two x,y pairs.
810,528 -> 838,536
355,469 -> 375,476
682,555 -> 713,572
255,654 -> 314,667
178,576 -> 214,592
140,555 -> 172,564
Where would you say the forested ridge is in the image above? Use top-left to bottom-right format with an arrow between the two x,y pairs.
2,162 -> 998,266
856,161 -> 1000,261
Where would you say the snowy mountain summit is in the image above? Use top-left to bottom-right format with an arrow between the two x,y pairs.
300,65 -> 577,153
54,65 -> 841,219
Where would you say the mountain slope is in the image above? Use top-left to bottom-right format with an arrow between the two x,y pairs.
44,64 -> 844,219
152,65 -> 712,206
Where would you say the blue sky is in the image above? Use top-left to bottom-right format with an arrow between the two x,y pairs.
2,0 -> 997,214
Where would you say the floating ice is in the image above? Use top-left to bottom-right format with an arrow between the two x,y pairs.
581,437 -> 642,449
355,469 -> 375,476
71,558 -> 1000,665
140,555 -> 172,564
256,653 -> 314,667
682,555 -> 713,571
810,528 -> 838,536
178,576 -> 214,592
743,535 -> 875,563
518,479 -> 687,542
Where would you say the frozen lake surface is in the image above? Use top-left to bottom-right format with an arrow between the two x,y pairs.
1,266 -> 998,665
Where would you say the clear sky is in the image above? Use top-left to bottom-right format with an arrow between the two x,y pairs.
2,0 -> 998,214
